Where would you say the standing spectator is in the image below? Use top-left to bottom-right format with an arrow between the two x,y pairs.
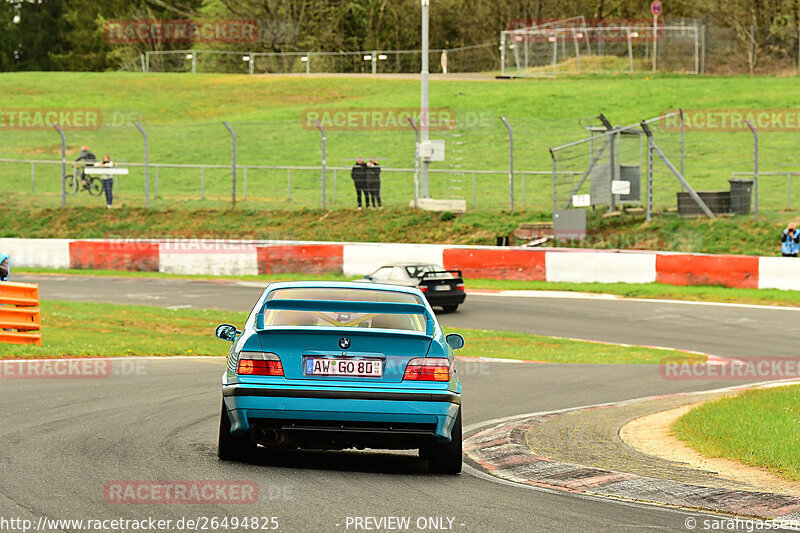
75,145 -> 96,190
366,158 -> 382,208
99,154 -> 115,208
351,157 -> 368,209
0,253 -> 9,281
781,223 -> 800,257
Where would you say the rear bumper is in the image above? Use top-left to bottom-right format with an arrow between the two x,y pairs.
222,384 -> 460,443
423,291 -> 466,307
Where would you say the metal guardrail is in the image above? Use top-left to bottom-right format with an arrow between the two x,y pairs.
731,170 -> 800,210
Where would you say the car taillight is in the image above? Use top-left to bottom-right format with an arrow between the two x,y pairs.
455,283 -> 465,291
403,358 -> 451,382
237,352 -> 284,376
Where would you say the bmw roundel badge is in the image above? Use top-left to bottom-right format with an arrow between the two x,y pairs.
339,337 -> 351,350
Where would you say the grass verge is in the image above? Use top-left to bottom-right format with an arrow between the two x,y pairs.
0,300 -> 699,364
672,385 -> 800,481
16,268 -> 800,308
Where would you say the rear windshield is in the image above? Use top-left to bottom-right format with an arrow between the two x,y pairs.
405,265 -> 452,279
262,287 -> 425,332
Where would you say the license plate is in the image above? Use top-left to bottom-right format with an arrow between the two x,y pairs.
434,285 -> 451,291
305,358 -> 383,377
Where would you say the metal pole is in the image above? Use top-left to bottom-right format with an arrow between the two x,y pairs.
223,121 -> 236,208
627,28 -> 633,73
243,167 -> 248,200
313,119 -> 326,209
646,134 -> 654,221
573,28 -> 581,73
500,116 -> 514,212
408,117 -> 420,208
31,162 -> 35,193
372,50 -> 377,74
201,167 -> 205,199
552,33 -> 557,78
53,123 -> 66,208
551,151 -> 557,217
156,166 -> 160,198
472,173 -> 476,207
522,173 -> 526,207
140,53 -> 145,73
145,51 -> 150,73
287,168 -> 292,201
192,50 -> 196,73
652,15 -> 658,72
746,119 -> 758,220
500,32 -> 506,76
680,109 -> 686,192
306,53 -> 310,74
134,122 -> 150,209
249,54 -> 254,75
420,0 -> 430,198
694,25 -> 700,74
701,25 -> 706,74
788,172 -> 792,210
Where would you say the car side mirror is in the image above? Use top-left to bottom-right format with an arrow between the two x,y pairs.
364,275 -> 372,280
215,323 -> 240,342
445,333 -> 465,350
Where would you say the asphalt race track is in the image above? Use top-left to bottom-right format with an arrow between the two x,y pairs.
4,275 -> 799,533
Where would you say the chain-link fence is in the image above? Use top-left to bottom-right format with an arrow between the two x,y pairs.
2,112 -> 799,217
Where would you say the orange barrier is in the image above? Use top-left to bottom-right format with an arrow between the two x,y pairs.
0,282 -> 42,346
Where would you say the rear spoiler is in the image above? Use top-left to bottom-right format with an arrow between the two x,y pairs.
257,299 -> 434,335
418,269 -> 462,279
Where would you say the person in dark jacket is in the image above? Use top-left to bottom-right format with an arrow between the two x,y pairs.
99,154 -> 115,208
351,157 -> 368,209
781,223 -> 800,257
75,145 -> 96,190
0,254 -> 9,281
366,158 -> 382,208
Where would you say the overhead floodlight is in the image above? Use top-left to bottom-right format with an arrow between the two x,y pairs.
300,56 -> 309,62
363,55 -> 372,61
242,55 -> 251,62
631,31 -> 639,37
185,53 -> 193,59
378,54 -> 388,60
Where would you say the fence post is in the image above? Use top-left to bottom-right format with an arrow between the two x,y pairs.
500,32 -> 506,76
551,33 -> 558,78
694,25 -> 700,74
701,25 -> 707,74
52,124 -> 66,208
788,172 -> 792,210
408,117 -> 420,208
746,119 -> 758,220
572,28 -> 581,73
192,50 -> 196,73
313,119 -> 326,209
201,167 -> 205,199
680,109 -> 686,192
223,121 -> 237,208
243,167 -> 248,200
499,116 -> 514,212
472,173 -> 476,207
133,122 -> 150,209
626,28 -> 633,73
156,166 -> 160,198
287,168 -> 292,201
333,168 -> 337,203
646,133 -> 654,221
31,162 -> 35,193
145,51 -> 150,73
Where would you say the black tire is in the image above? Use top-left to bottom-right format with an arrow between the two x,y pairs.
64,175 -> 77,195
442,305 -> 459,313
217,401 -> 255,461
427,408 -> 462,474
87,178 -> 103,196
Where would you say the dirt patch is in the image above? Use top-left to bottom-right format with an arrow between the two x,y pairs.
620,403 -> 800,496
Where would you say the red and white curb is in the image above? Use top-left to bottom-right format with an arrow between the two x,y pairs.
464,380 -> 800,521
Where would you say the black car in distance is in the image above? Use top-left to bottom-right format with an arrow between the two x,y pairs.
363,264 -> 467,312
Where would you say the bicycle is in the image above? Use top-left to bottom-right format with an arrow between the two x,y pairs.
64,164 -> 102,196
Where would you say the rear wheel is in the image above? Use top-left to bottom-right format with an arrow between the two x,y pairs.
217,401 -> 255,461
426,408 -> 462,474
442,305 -> 459,313
87,178 -> 103,196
